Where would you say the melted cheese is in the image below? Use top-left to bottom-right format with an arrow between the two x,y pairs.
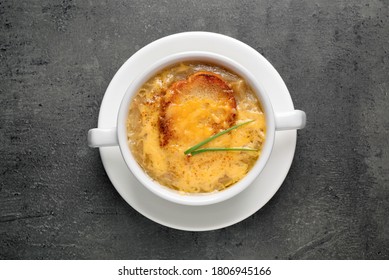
165,96 -> 235,146
127,62 -> 266,193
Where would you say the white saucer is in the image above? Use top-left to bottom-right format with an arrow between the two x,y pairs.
97,32 -> 297,231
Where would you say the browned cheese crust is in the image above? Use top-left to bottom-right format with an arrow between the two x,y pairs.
159,71 -> 237,147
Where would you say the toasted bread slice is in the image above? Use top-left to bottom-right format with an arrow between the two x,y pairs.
159,71 -> 237,147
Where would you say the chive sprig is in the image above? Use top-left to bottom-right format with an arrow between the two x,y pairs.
184,120 -> 257,156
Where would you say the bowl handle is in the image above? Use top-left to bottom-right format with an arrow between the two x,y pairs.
275,110 -> 306,131
87,127 -> 118,147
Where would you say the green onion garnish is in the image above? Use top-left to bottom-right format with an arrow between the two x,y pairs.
184,120 -> 256,156
189,147 -> 258,156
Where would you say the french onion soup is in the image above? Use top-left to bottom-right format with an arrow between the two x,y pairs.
127,62 -> 266,193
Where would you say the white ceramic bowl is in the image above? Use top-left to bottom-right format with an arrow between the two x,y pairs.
88,51 -> 306,206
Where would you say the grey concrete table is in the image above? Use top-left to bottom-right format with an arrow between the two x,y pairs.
1,0 -> 388,259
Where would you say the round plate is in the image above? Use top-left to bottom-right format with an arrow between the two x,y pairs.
98,32 -> 296,231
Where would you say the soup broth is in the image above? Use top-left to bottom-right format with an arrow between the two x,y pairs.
127,62 -> 266,193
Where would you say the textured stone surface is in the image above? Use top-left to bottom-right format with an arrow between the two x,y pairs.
0,0 -> 388,259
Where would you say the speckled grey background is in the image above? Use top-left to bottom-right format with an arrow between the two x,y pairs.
1,0 -> 388,259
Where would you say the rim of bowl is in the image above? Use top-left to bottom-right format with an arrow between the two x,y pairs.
117,51 -> 275,206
